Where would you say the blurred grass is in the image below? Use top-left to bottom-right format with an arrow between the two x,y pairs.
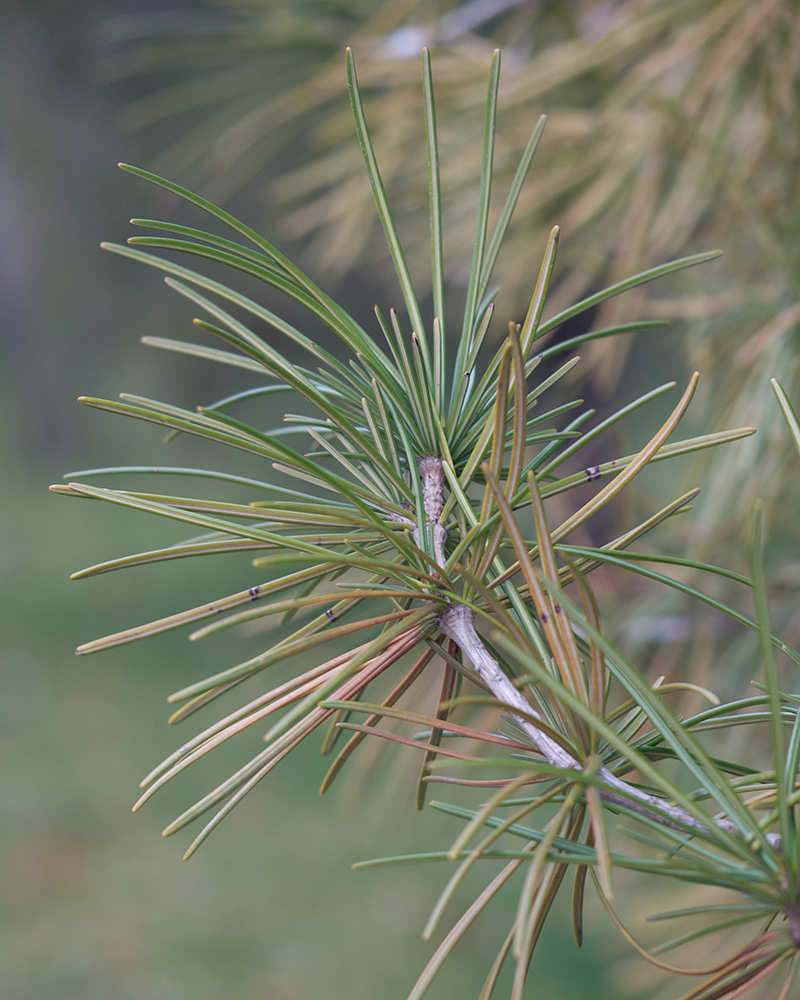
1,455 -> 619,998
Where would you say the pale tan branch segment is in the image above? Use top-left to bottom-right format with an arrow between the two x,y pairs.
417,455 -> 781,851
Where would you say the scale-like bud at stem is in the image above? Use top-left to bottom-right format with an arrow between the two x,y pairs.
417,455 -> 445,522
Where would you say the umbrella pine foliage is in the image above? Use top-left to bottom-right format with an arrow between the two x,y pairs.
58,50 -> 800,999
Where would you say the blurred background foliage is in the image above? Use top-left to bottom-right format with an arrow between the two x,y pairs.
99,0 -> 800,425
2,0 -> 799,998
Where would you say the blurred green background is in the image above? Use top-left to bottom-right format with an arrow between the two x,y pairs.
7,0 -> 800,996
0,2 -> 621,997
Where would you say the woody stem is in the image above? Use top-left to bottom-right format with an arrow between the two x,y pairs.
418,455 -> 781,850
